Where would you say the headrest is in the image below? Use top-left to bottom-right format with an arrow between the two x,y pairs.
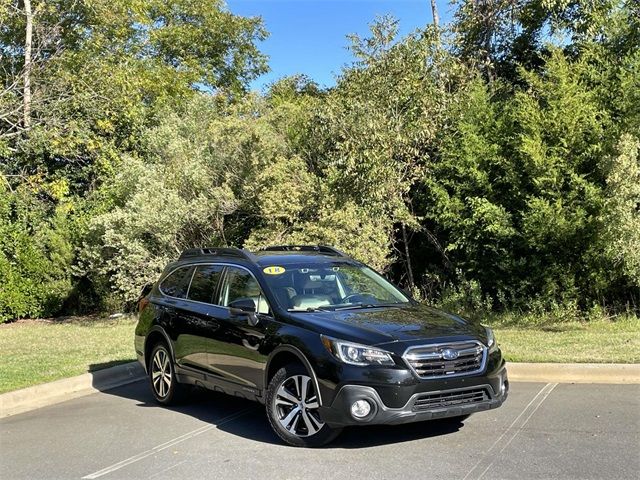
303,279 -> 325,290
244,279 -> 262,297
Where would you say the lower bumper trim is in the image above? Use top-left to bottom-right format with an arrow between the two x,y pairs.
319,380 -> 508,427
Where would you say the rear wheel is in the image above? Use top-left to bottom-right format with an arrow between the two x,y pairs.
148,342 -> 186,405
266,363 -> 342,447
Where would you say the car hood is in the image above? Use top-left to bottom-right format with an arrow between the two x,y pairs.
289,303 -> 487,348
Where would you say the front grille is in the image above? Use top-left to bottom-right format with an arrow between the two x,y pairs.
404,341 -> 486,379
413,387 -> 490,411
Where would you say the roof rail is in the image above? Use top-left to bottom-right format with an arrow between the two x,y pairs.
259,245 -> 348,257
178,247 -> 256,262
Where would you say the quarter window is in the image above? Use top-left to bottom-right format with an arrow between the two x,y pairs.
187,265 -> 224,304
219,266 -> 270,314
159,266 -> 194,299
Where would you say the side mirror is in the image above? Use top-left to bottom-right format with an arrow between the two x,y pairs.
229,298 -> 256,313
229,298 -> 259,326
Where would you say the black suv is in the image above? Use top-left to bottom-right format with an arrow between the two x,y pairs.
135,245 -> 508,447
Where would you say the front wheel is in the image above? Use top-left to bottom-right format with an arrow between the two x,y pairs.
265,364 -> 342,447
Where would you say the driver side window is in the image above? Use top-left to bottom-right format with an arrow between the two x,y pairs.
218,266 -> 270,315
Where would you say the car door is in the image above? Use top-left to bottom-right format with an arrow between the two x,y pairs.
173,264 -> 225,374
156,265 -> 196,366
206,265 -> 271,391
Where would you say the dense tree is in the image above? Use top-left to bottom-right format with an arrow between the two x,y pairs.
0,0 -> 267,320
603,135 -> 640,288
0,0 -> 267,184
0,1 -> 638,321
452,0 -> 638,81
0,177 -> 74,320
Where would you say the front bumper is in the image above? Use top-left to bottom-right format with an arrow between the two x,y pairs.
319,365 -> 508,427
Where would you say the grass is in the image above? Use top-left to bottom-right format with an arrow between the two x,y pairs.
0,315 -> 137,394
489,314 -> 640,364
0,311 -> 638,395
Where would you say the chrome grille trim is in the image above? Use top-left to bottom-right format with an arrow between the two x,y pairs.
403,341 -> 487,379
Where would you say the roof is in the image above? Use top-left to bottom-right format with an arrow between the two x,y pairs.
175,245 -> 358,268
253,250 -> 357,267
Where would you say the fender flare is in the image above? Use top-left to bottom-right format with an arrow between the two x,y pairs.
264,345 -> 324,406
143,326 -> 175,372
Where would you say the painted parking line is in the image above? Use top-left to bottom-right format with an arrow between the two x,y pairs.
148,460 -> 187,479
463,382 -> 558,480
82,407 -> 256,480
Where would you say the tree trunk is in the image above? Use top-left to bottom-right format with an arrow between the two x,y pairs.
423,226 -> 453,271
430,0 -> 440,28
401,223 -> 415,292
23,0 -> 33,129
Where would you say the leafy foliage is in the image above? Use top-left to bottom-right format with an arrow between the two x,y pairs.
603,134 -> 640,286
0,177 -> 74,322
0,1 -> 638,321
1,0 -> 267,186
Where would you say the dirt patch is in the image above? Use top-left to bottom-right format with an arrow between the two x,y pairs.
0,318 -> 53,329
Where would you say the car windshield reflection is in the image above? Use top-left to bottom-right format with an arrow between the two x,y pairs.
259,263 -> 411,312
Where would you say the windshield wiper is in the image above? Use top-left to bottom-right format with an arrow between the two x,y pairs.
288,303 -> 405,312
333,303 -> 403,311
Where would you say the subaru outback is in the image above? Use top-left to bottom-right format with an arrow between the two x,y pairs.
135,245 -> 508,447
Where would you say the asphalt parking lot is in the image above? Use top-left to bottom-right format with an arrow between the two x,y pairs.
1,380 -> 638,480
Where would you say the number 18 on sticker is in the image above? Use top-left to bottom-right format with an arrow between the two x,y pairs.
263,266 -> 285,275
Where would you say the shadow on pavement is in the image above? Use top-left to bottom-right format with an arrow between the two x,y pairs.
88,360 -> 135,371
95,374 -> 466,449
335,419 -> 465,448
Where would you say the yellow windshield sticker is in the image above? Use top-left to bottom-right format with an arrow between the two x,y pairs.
263,266 -> 285,275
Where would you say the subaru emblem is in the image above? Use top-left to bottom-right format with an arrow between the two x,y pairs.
441,348 -> 459,360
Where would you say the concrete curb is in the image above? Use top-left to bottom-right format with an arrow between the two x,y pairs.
506,362 -> 640,384
1,361 -> 638,419
0,362 -> 145,419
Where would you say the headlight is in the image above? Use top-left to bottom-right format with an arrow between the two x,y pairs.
485,327 -> 498,352
321,335 -> 395,366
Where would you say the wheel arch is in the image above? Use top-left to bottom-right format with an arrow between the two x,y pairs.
264,345 -> 323,406
143,327 -> 175,372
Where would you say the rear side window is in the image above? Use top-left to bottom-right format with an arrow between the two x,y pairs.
159,266 -> 194,299
187,265 -> 224,304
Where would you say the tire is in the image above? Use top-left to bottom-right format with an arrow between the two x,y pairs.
148,342 -> 187,405
265,363 -> 342,447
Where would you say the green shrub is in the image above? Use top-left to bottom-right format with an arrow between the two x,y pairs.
0,180 -> 74,322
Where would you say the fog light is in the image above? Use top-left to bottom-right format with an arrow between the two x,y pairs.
350,399 -> 372,419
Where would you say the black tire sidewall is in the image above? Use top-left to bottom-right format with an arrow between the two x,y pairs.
265,363 -> 341,447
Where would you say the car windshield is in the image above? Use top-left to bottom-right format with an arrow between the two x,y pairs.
260,262 -> 410,311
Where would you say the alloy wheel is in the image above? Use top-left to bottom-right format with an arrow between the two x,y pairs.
274,374 -> 324,437
151,348 -> 171,398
